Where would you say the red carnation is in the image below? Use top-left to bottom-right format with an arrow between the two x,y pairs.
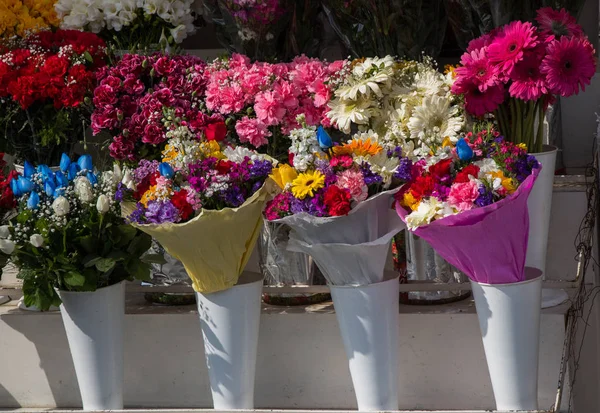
323,185 -> 351,216
205,120 -> 227,141
43,55 -> 69,78
455,164 -> 480,183
409,175 -> 435,200
429,159 -> 452,182
216,160 -> 233,175
172,189 -> 193,220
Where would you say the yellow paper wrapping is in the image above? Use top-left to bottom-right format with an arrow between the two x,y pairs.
123,181 -> 273,293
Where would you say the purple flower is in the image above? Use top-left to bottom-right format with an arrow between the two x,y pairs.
128,202 -> 146,224
475,185 -> 493,207
387,146 -> 403,158
114,183 -> 125,202
249,159 -> 273,178
133,160 -> 160,182
360,163 -> 383,185
290,197 -> 308,214
512,155 -> 540,183
146,200 -> 180,223
252,181 -> 263,193
394,158 -> 413,181
432,184 -> 451,201
221,186 -> 246,207
307,195 -> 327,217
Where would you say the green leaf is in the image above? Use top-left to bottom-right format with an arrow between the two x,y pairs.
141,253 -> 167,265
95,258 -> 116,273
79,235 -> 97,254
115,224 -> 137,247
127,233 -> 152,256
83,51 -> 93,63
63,271 -> 86,287
126,259 -> 151,282
83,255 -> 102,268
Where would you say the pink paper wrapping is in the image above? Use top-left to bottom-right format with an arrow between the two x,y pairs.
396,168 -> 540,284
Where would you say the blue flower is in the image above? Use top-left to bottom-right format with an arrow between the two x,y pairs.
23,161 -> 35,178
456,138 -> 474,161
317,126 -> 333,150
159,162 -> 175,179
10,178 -> 22,197
77,154 -> 93,172
37,164 -> 52,180
55,171 -> 69,188
27,192 -> 40,209
59,153 -> 71,172
67,163 -> 80,180
53,187 -> 65,198
17,176 -> 34,193
87,172 -> 98,186
44,179 -> 56,196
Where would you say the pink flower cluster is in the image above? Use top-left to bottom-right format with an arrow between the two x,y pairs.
452,7 -> 596,116
91,54 -> 208,161
205,54 -> 344,148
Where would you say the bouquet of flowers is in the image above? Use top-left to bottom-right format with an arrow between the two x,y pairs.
0,154 -> 153,310
451,7 -> 596,153
0,0 -> 60,41
264,122 -> 408,286
395,126 -> 540,283
0,30 -> 107,165
0,154 -> 18,271
91,53 -> 207,162
54,0 -> 202,52
120,133 -> 274,292
326,56 -> 464,158
204,54 -> 344,161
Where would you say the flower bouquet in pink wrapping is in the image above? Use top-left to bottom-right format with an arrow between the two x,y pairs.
395,127 -> 540,284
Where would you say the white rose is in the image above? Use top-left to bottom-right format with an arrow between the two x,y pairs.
0,225 -> 10,239
75,176 -> 94,203
52,196 -> 71,217
121,170 -> 136,191
0,239 -> 15,255
29,234 -> 44,248
96,194 -> 110,214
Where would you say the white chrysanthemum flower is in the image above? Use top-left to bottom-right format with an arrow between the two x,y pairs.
327,98 -> 377,134
407,94 -> 464,144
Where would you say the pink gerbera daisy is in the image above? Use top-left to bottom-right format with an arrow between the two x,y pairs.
536,7 -> 584,40
456,47 -> 500,92
540,36 -> 596,97
463,82 -> 506,117
488,21 -> 539,73
508,47 -> 548,101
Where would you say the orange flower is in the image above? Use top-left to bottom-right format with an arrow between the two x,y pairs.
333,138 -> 383,157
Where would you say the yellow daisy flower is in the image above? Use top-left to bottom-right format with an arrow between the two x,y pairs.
291,170 -> 325,199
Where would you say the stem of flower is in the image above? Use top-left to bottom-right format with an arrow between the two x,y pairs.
509,98 -> 517,144
535,102 -> 545,153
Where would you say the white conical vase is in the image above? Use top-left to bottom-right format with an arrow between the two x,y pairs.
526,145 -> 567,308
330,276 -> 400,411
58,282 -> 125,410
195,275 -> 263,409
471,268 -> 543,411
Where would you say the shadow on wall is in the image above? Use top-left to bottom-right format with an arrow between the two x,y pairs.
2,314 -> 82,408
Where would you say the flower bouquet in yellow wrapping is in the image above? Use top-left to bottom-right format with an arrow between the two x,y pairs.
120,137 -> 274,293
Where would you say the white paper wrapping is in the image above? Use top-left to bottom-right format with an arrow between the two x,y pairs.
274,188 -> 405,286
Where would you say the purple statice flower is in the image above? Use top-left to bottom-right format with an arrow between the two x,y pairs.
360,163 -> 383,185
146,200 -> 180,224
252,180 -> 263,193
290,197 -> 308,214
512,155 -> 540,183
432,184 -> 451,201
114,183 -> 125,202
394,157 -> 413,181
249,159 -> 273,179
314,158 -> 336,186
387,146 -> 402,158
128,202 -> 146,224
307,195 -> 327,217
221,185 -> 246,207
475,185 -> 494,207
133,160 -> 160,182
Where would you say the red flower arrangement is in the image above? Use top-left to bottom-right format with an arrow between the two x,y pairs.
0,30 -> 107,165
452,8 -> 596,153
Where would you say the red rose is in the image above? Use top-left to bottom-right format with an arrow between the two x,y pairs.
455,164 -> 480,183
172,189 -> 193,220
216,160 -> 233,175
323,185 -> 351,216
205,120 -> 227,141
429,159 -> 452,182
409,175 -> 435,200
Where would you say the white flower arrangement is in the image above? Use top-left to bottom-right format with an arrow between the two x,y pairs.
55,0 -> 202,49
327,56 -> 464,159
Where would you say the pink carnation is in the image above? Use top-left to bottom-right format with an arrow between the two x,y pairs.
235,117 -> 271,148
335,169 -> 368,202
447,181 -> 480,211
273,81 -> 300,108
255,90 -> 286,125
